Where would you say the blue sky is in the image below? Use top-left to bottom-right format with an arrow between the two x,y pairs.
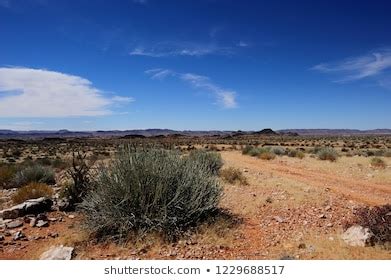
0,0 -> 390,131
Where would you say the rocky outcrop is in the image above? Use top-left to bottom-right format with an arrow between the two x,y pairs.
0,197 -> 53,219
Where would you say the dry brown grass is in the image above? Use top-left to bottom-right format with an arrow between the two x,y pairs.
11,182 -> 53,204
259,151 -> 276,160
220,167 -> 248,185
371,157 -> 387,169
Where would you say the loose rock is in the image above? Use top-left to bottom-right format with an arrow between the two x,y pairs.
341,225 -> 374,247
6,220 -> 23,229
0,198 -> 53,219
40,246 -> 74,260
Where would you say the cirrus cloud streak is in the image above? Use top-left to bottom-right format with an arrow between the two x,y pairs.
145,68 -> 237,108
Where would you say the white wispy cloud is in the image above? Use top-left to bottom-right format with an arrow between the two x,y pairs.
129,42 -> 232,57
312,48 -> 391,83
237,41 -> 249,47
145,69 -> 237,108
0,67 -> 133,117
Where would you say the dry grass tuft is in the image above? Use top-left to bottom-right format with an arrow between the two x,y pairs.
12,182 -> 53,204
370,157 -> 386,169
220,167 -> 248,185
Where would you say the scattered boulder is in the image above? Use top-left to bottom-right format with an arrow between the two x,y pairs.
0,235 -> 4,241
36,220 -> 49,228
341,225 -> 374,247
40,245 -> 74,260
0,197 -> 53,219
13,231 -> 26,241
6,219 -> 23,229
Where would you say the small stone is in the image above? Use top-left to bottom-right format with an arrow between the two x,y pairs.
68,215 -> 75,219
325,205 -> 332,211
274,216 -> 284,223
318,214 -> 326,219
29,218 -> 37,227
326,223 -> 333,228
0,235 -> 4,241
36,220 -> 49,228
48,232 -> 59,238
265,197 -> 273,203
40,245 -> 74,260
298,243 -> 306,249
37,213 -> 48,221
6,220 -> 23,229
13,231 -> 26,241
341,225 -> 374,247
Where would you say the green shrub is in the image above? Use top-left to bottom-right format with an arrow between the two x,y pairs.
0,164 -> 17,189
287,150 -> 305,159
12,164 -> 55,187
247,147 -> 270,157
220,167 -> 248,185
370,157 -> 386,169
317,147 -> 338,162
81,148 -> 223,241
188,149 -> 223,175
242,145 -> 253,155
270,147 -> 286,156
12,182 -> 53,204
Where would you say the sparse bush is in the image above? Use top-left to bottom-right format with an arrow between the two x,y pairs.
35,157 -> 52,166
270,147 -> 286,156
287,150 -> 305,159
81,148 -> 223,241
12,182 -> 53,204
259,151 -> 276,160
317,147 -> 338,161
247,147 -> 270,157
344,204 -> 391,246
61,152 -> 91,208
242,145 -> 253,155
0,164 -> 17,189
220,167 -> 248,185
370,157 -> 386,169
12,164 -> 55,187
188,149 -> 223,175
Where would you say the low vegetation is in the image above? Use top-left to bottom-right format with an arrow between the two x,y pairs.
259,151 -> 276,160
0,164 -> 17,189
12,164 -> 55,187
220,167 -> 248,185
81,148 -> 223,241
370,157 -> 386,169
317,147 -> 338,162
188,149 -> 223,175
61,152 -> 91,209
287,149 -> 305,159
12,182 -> 53,204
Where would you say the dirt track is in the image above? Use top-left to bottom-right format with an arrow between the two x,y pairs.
222,151 -> 391,206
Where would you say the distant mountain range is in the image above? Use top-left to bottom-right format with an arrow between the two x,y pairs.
0,128 -> 390,139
